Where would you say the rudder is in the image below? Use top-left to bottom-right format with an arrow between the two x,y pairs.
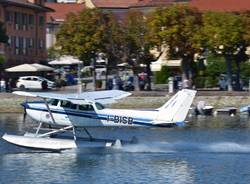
155,89 -> 196,124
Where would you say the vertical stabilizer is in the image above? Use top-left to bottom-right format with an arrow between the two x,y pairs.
155,89 -> 196,124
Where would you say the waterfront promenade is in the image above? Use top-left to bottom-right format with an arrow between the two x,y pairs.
1,87 -> 250,113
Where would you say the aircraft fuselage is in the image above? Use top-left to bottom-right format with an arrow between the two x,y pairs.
23,102 -> 165,128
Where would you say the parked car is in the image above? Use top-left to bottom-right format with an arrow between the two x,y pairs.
16,76 -> 55,90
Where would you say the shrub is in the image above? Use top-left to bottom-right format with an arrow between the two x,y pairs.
240,61 -> 250,85
155,66 -> 172,84
193,76 -> 206,88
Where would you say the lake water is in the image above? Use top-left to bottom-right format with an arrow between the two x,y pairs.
1,113 -> 250,184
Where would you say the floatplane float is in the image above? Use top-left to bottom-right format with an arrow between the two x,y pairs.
2,89 -> 196,151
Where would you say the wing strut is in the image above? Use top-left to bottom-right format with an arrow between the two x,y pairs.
84,128 -> 93,140
35,122 -> 43,135
43,98 -> 56,124
37,125 -> 73,138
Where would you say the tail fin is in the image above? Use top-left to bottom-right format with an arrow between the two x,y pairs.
154,89 -> 196,125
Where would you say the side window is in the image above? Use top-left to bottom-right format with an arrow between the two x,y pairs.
50,99 -> 58,106
70,104 -> 77,110
26,77 -> 31,80
60,100 -> 71,108
95,102 -> 105,110
79,104 -> 94,111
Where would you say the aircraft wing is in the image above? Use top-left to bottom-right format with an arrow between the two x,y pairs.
13,90 -> 131,104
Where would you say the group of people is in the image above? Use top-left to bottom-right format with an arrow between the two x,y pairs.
107,73 -> 134,91
107,72 -> 148,91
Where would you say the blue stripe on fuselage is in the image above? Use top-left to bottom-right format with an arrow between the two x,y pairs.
24,104 -> 162,127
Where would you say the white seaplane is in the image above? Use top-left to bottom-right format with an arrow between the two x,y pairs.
2,89 -> 196,151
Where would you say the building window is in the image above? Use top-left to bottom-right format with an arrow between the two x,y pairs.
14,12 -> 25,30
29,15 -> 34,25
7,37 -> 11,46
15,36 -> 19,55
13,12 -> 30,30
23,38 -> 27,55
29,38 -> 34,48
11,36 -> 15,48
15,37 -> 19,48
19,37 -> 23,55
39,39 -> 44,48
39,16 -> 45,26
22,14 -> 28,30
5,11 -> 13,22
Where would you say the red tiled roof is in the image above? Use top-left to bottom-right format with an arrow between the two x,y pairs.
91,0 -> 139,8
45,3 -> 85,22
190,0 -> 250,12
130,0 -> 174,8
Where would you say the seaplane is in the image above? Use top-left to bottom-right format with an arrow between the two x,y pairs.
2,89 -> 196,151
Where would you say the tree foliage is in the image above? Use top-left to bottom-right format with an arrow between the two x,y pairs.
240,11 -> 250,45
202,12 -> 245,91
55,5 -> 250,90
56,9 -> 106,64
202,12 -> 245,54
124,10 -> 156,90
148,5 -> 202,81
57,9 -> 127,66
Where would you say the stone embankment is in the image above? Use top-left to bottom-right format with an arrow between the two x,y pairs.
112,91 -> 250,109
1,90 -> 250,113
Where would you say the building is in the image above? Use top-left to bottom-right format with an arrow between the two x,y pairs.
0,0 -> 53,67
46,0 -> 190,48
45,0 -> 188,70
87,0 -> 189,21
189,0 -> 250,12
46,2 -> 84,48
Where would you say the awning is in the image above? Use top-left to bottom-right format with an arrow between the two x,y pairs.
5,64 -> 54,72
49,56 -> 83,65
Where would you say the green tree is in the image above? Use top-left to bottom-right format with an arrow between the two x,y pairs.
47,46 -> 61,60
147,5 -> 203,86
101,12 -> 127,87
123,10 -> 155,90
241,11 -> 250,45
56,9 -> 126,89
202,12 -> 245,91
56,9 -> 106,63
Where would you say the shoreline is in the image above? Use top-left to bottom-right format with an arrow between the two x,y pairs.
0,91 -> 250,113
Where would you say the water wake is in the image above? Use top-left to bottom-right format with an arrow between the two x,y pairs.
122,141 -> 250,154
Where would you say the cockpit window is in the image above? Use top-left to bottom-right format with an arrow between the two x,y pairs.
60,100 -> 72,108
48,99 -> 59,106
70,104 -> 77,110
95,102 -> 105,110
79,104 -> 94,111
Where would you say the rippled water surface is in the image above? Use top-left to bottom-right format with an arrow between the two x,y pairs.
1,113 -> 250,184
